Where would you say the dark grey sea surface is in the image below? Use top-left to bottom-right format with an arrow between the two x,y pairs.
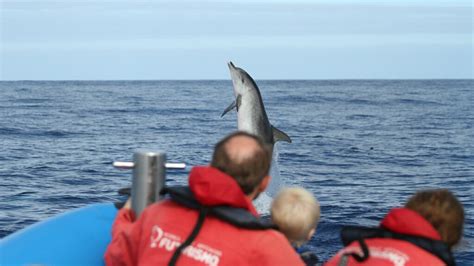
0,80 -> 472,264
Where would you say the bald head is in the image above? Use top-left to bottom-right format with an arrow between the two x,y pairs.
224,135 -> 261,164
211,132 -> 272,195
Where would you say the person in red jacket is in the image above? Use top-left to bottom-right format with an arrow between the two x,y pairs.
325,189 -> 464,266
105,131 -> 305,266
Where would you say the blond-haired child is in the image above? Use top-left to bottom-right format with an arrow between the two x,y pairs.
271,187 -> 321,265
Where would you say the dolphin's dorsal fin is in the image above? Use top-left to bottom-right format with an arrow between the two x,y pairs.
272,125 -> 292,143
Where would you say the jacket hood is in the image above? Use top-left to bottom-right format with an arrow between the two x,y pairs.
380,208 -> 441,240
188,166 -> 258,216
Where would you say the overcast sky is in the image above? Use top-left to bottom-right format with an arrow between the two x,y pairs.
1,0 -> 472,80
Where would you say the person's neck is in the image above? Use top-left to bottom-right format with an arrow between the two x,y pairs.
247,189 -> 261,202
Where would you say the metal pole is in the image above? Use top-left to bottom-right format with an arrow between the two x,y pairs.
131,151 -> 166,217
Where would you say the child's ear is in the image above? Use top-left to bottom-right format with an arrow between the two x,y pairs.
307,228 -> 316,241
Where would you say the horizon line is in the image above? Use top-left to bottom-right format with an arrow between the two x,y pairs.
1,78 -> 473,82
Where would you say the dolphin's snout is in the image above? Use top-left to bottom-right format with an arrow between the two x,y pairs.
228,61 -> 235,69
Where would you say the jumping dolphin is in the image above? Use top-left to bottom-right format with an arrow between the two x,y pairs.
221,61 -> 291,145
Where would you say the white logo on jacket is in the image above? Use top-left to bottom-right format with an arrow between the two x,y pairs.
150,225 -> 222,266
340,246 -> 409,266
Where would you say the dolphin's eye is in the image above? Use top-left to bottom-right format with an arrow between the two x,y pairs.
241,78 -> 245,83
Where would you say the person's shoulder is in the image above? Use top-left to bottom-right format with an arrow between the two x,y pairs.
243,227 -> 287,243
261,228 -> 288,241
325,238 -> 446,266
139,200 -> 188,221
144,199 -> 181,212
253,229 -> 300,254
249,229 -> 305,265
226,228 -> 289,251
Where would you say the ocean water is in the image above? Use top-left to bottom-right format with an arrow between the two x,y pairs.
0,80 -> 472,264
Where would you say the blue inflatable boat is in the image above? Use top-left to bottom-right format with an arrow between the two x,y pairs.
1,151 -> 181,265
0,203 -> 117,266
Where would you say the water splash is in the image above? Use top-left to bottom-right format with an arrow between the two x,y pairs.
253,145 -> 285,215
268,145 -> 283,197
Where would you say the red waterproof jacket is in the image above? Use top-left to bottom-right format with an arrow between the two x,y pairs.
325,208 -> 452,266
105,166 -> 304,266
